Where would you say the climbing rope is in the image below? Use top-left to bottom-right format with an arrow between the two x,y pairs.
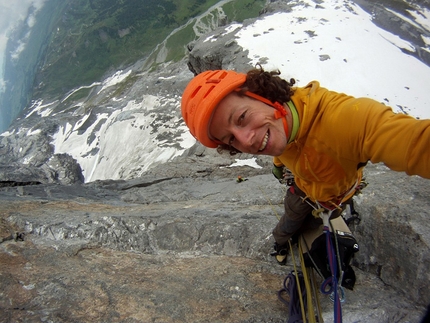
259,184 -> 323,323
261,175 -> 365,322
308,205 -> 344,323
310,267 -> 324,322
298,241 -> 318,323
288,240 -> 308,323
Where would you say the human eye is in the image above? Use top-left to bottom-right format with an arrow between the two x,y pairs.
238,111 -> 246,124
228,135 -> 235,146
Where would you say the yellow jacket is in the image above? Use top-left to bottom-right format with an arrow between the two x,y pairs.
274,81 -> 430,204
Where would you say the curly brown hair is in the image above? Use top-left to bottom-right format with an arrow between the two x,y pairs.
217,65 -> 296,155
241,65 -> 296,103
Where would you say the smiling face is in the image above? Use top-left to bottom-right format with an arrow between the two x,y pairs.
208,92 -> 289,156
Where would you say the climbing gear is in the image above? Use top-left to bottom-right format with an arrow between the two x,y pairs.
298,240 -> 324,323
282,193 -> 360,322
320,210 -> 343,322
272,164 -> 285,182
261,183 -> 321,322
272,242 -> 289,265
259,179 -> 363,323
343,199 -> 361,226
181,70 -> 290,148
283,168 -> 295,186
272,165 -> 295,186
299,201 -> 360,323
300,215 -> 359,291
278,240 -> 323,323
301,177 -> 363,211
278,271 -> 307,323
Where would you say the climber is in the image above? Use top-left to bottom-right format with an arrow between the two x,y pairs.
236,175 -> 248,183
180,66 -> 430,264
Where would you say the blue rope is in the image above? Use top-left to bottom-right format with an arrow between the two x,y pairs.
320,225 -> 343,323
278,272 -> 306,323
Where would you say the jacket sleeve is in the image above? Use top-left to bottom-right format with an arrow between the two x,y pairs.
273,156 -> 284,167
352,98 -> 430,178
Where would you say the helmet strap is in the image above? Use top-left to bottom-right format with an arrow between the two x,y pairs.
241,90 -> 289,139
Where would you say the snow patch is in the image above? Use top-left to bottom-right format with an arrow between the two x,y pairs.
224,158 -> 262,169
235,0 -> 430,119
204,23 -> 242,42
25,99 -> 57,118
97,70 -> 132,95
51,94 -> 191,182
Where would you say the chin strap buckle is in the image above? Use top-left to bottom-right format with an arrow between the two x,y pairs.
273,102 -> 287,119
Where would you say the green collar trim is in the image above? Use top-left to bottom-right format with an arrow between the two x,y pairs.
287,100 -> 299,144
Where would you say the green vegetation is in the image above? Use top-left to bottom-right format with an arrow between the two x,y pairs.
60,87 -> 92,104
33,0 -> 266,101
222,0 -> 266,22
144,0 -> 266,70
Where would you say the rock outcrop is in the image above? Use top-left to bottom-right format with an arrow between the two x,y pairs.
0,147 -> 429,322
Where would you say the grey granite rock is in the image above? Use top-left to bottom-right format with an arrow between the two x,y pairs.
0,155 -> 429,322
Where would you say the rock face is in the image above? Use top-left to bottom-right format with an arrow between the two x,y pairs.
352,165 -> 430,305
0,62 -> 194,183
0,148 -> 429,322
0,121 -> 84,185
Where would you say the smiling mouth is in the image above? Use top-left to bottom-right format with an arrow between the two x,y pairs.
258,132 -> 269,151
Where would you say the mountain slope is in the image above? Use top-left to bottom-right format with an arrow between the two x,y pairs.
3,0 -> 430,184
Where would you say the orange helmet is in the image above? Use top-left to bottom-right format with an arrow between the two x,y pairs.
181,69 -> 289,148
181,70 -> 246,148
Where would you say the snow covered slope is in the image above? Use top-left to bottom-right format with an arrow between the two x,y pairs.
234,0 -> 430,118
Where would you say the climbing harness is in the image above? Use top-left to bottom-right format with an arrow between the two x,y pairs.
260,177 -> 362,323
260,185 -> 323,322
300,199 -> 360,323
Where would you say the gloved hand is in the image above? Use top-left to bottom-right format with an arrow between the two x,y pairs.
271,242 -> 288,265
272,164 -> 284,182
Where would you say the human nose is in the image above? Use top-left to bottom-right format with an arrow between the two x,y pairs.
232,126 -> 255,149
